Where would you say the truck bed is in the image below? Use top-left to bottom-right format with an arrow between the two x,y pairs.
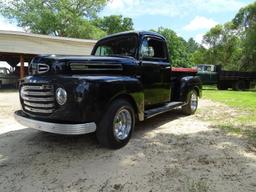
219,70 -> 256,81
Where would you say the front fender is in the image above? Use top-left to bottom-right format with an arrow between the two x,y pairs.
82,76 -> 144,122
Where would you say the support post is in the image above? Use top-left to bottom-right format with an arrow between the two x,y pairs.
20,55 -> 24,79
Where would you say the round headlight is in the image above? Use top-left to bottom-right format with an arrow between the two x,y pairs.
56,88 -> 67,105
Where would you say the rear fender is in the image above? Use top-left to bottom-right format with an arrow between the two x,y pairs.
179,76 -> 202,102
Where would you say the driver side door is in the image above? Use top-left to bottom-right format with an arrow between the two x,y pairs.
139,37 -> 171,108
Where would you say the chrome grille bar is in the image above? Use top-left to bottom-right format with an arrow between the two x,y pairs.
70,63 -> 123,71
24,101 -> 55,108
22,85 -> 53,91
21,84 -> 55,115
22,91 -> 54,96
24,106 -> 54,113
23,96 -> 55,102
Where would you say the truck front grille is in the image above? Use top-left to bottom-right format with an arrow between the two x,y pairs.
21,85 -> 55,114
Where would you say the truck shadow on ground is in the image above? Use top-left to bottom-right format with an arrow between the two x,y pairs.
135,109 -> 185,133
0,109 -> 186,152
0,110 -> 256,191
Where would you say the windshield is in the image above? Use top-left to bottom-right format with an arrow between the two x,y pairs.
197,65 -> 213,72
93,35 -> 138,58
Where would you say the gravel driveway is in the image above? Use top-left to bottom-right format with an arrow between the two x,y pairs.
0,91 -> 256,192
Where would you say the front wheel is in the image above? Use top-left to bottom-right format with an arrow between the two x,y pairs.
96,99 -> 135,149
182,90 -> 198,115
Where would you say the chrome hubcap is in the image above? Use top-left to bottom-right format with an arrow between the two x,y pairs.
191,92 -> 198,111
113,109 -> 132,140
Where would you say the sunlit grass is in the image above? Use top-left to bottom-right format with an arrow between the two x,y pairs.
203,89 -> 256,111
202,87 -> 256,140
203,89 -> 256,123
0,88 -> 18,93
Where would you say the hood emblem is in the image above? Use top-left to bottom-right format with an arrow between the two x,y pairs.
30,63 -> 50,75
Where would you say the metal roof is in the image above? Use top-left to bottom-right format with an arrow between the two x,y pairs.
0,30 -> 96,57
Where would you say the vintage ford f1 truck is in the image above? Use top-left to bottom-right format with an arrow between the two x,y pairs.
14,31 -> 202,149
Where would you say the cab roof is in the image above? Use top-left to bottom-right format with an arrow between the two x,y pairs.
98,31 -> 166,42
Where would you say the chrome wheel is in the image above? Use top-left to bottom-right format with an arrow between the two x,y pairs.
190,92 -> 198,111
113,108 -> 132,141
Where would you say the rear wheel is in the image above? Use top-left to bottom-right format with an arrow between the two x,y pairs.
233,80 -> 246,91
182,90 -> 198,115
96,99 -> 135,149
217,83 -> 228,90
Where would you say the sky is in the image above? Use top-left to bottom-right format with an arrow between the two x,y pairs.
101,0 -> 254,43
0,0 -> 254,45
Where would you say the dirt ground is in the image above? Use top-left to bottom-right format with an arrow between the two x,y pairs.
0,91 -> 256,192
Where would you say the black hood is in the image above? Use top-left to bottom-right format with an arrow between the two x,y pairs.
29,55 -> 139,76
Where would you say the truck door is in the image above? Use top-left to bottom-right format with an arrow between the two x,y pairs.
210,65 -> 218,83
139,37 -> 171,107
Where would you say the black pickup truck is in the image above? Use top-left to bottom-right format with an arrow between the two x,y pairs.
15,31 -> 202,149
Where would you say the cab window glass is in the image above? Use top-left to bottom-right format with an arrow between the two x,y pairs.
95,46 -> 113,56
140,38 -> 167,60
204,66 -> 212,72
197,65 -> 203,71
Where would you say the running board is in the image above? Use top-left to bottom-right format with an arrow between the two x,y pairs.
144,102 -> 185,119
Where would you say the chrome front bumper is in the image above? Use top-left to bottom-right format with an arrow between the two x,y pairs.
14,110 -> 97,135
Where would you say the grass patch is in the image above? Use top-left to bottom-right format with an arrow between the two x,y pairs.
0,88 -> 18,93
184,177 -> 210,192
202,88 -> 256,141
218,124 -> 242,135
203,89 -> 256,124
203,89 -> 256,112
216,124 -> 256,140
202,85 -> 217,90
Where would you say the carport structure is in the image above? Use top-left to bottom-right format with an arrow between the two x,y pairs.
0,30 -> 96,78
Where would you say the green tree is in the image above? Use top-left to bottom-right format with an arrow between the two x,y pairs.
155,27 -> 193,67
94,15 -> 134,35
194,2 -> 256,72
0,0 -> 108,39
202,23 -> 242,70
186,38 -> 200,53
202,24 -> 223,65
185,38 -> 201,66
233,2 -> 256,71
190,47 -> 208,64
